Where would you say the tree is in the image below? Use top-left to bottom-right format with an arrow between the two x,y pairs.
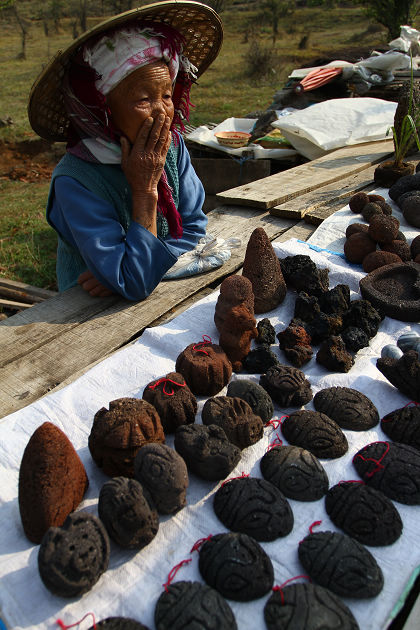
0,0 -> 31,59
257,0 -> 295,45
357,0 -> 420,40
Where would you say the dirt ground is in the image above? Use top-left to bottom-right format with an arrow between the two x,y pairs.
0,138 -> 64,182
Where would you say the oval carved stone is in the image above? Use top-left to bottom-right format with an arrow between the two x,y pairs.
313,386 -> 379,431
281,410 -> 348,459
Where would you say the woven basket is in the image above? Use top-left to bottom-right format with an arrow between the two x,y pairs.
28,1 -> 223,142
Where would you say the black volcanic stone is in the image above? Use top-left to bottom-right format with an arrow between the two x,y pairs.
313,386 -> 379,431
306,312 -> 343,345
90,619 -> 150,630
325,481 -> 403,546
98,477 -> 158,548
38,512 -> 110,597
319,284 -> 350,315
389,171 -> 420,202
381,405 -> 420,451
260,445 -> 328,501
213,477 -> 293,541
227,379 -> 274,423
264,583 -> 359,630
243,346 -> 279,373
316,335 -> 355,373
142,372 -> 197,433
174,424 -> 241,481
298,531 -> 383,598
198,532 -> 274,601
341,326 -> 370,352
342,299 -> 383,338
133,443 -> 188,514
202,396 -> 264,449
282,410 -> 348,459
376,350 -> 420,402
279,255 -> 330,296
294,291 -> 321,322
260,364 -> 313,407
155,581 -> 237,630
353,441 -> 420,504
256,318 -> 276,345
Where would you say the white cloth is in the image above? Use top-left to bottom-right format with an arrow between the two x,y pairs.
0,233 -> 419,629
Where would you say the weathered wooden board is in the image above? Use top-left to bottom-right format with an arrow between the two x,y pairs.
216,140 -> 393,209
0,278 -> 57,300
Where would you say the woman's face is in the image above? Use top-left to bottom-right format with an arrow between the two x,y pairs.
107,61 -> 174,144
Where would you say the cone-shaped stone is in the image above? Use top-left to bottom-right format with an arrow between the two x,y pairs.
242,228 -> 287,313
214,274 -> 254,332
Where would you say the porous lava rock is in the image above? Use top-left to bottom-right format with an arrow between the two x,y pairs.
361,201 -> 383,222
294,293 -> 321,324
368,214 -> 400,244
381,239 -> 411,262
377,349 -> 420,401
260,364 -> 313,407
280,255 -> 329,296
411,234 -> 420,259
142,372 -> 197,433
213,476 -> 293,541
18,422 -> 89,543
242,228 -> 287,313
277,324 -> 313,367
264,583 -> 359,630
227,379 -> 274,423
341,326 -> 370,352
368,194 -> 385,204
298,531 -> 384,598
175,341 -> 232,396
214,274 -> 254,333
398,190 -> 420,208
256,317 -> 276,345
381,405 -> 420,451
344,232 -> 376,264
155,581 -> 237,630
316,335 -> 355,373
174,424 -> 241,481
389,171 -> 420,202
325,481 -> 403,546
218,304 -> 258,372
306,312 -> 343,345
401,194 -> 420,227
374,199 -> 393,215
349,191 -> 369,213
363,250 -> 402,272
318,284 -> 350,315
346,223 -> 369,238
313,386 -> 379,431
198,532 -> 274,601
202,396 -> 263,449
260,445 -> 329,501
243,346 -> 279,373
342,299 -> 383,338
281,410 -> 348,459
38,512 -> 110,597
89,619 -> 150,630
353,441 -> 420,504
98,476 -> 158,548
89,398 -> 165,478
134,443 -> 188,514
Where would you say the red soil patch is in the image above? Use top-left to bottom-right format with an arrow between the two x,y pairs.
0,139 -> 64,183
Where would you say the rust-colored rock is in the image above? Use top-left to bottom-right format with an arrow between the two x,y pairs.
349,192 -> 369,213
89,398 -> 165,477
363,250 -> 402,273
218,304 -> 258,372
344,232 -> 376,264
368,215 -> 400,244
18,422 -> 88,543
345,223 -> 368,238
361,202 -> 383,222
242,228 -> 287,313
176,341 -> 232,396
214,275 -> 254,333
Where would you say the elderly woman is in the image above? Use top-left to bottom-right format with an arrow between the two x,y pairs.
28,1 -> 223,299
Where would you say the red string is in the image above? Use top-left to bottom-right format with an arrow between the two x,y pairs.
163,558 -> 192,592
192,334 -> 212,355
338,480 -> 364,485
148,377 -> 186,397
272,575 -> 310,604
266,432 -> 283,451
190,535 -> 213,553
309,520 -> 322,534
265,415 -> 289,430
56,614 -> 96,630
404,401 -> 420,407
353,441 -> 390,479
221,471 -> 249,487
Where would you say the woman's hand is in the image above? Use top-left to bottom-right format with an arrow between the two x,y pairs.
77,270 -> 115,297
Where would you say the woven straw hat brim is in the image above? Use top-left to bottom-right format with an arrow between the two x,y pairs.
28,0 -> 223,142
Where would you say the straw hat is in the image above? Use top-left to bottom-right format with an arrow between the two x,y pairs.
28,0 -> 223,142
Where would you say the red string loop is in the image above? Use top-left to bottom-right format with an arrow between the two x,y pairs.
163,558 -> 192,592
221,471 -> 249,487
272,575 -> 311,604
56,613 -> 96,630
266,432 -> 283,451
190,535 -> 213,553
353,441 -> 390,479
148,377 -> 186,397
309,520 -> 322,534
192,335 -> 212,355
404,400 -> 420,407
338,479 -> 364,485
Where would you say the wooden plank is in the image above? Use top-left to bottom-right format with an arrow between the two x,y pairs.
304,196 -> 354,226
0,285 -> 44,305
0,278 -> 57,300
216,140 -> 393,209
0,298 -> 32,310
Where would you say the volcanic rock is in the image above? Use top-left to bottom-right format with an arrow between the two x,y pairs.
202,396 -> 263,449
214,274 -> 254,332
313,386 -> 379,430
381,404 -> 420,451
175,341 -> 232,396
260,364 -> 313,407
218,304 -> 258,372
316,335 -> 355,373
142,372 -> 197,433
281,409 -> 348,459
227,379 -> 274,423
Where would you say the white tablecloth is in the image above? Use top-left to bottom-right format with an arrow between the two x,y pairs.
1,230 -> 419,630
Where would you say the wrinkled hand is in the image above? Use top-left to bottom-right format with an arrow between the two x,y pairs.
77,270 -> 114,297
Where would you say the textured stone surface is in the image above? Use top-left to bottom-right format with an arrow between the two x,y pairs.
316,335 -> 355,373
361,201 -> 383,221
306,312 -> 343,345
313,386 -> 379,431
38,512 -> 110,597
353,441 -> 420,504
134,443 -> 188,514
243,346 -> 279,373
198,532 -> 274,601
376,349 -> 420,401
213,476 -> 293,541
411,234 -> 420,258
349,191 -> 369,213
18,422 -> 88,543
401,195 -> 420,228
298,531 -> 383,598
344,232 -> 376,264
89,619 -> 150,630
175,342 -> 232,396
381,240 -> 412,262
202,396 -> 263,449
389,171 -> 420,202
256,318 -> 276,345
226,379 -> 274,423
368,214 -> 400,244
214,274 -> 254,333
280,255 -> 329,297
155,581 -> 237,630
381,405 -> 420,451
142,372 -> 197,433
218,304 -> 258,372
363,250 -> 402,272
277,324 -> 313,367
98,476 -> 159,548
342,299 -> 382,338
260,364 -> 313,407
346,223 -> 369,238
89,398 -> 165,478
282,410 -> 348,459
264,583 -> 359,630
174,424 -> 241,481
325,481 -> 403,546
318,284 -> 350,315
294,291 -> 321,322
341,326 -> 370,352
260,445 -> 329,501
242,227 -> 287,313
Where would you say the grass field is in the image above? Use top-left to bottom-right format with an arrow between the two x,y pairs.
0,3 -> 408,292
